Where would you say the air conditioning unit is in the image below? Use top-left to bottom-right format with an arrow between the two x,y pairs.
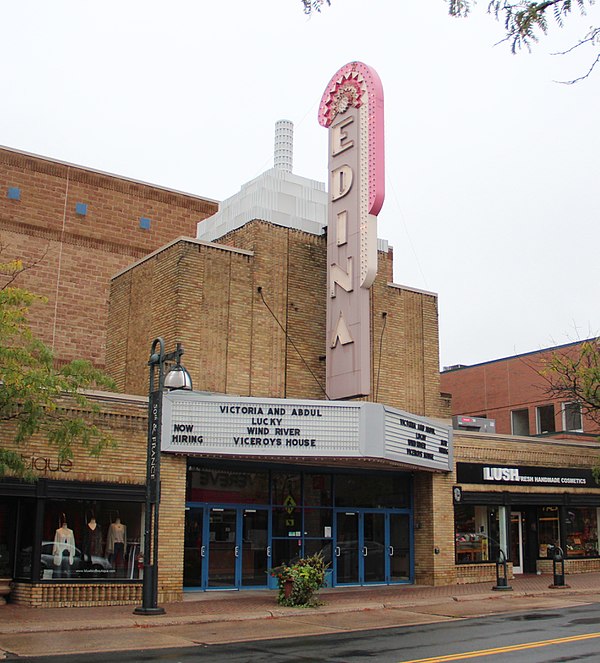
452,415 -> 496,433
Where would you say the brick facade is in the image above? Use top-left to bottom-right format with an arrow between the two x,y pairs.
440,340 -> 600,439
0,147 -> 218,370
107,222 -> 444,419
1,391 -> 189,606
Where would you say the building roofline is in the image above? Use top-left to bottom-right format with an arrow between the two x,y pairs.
110,236 -> 254,281
0,144 -> 220,205
442,337 -> 599,373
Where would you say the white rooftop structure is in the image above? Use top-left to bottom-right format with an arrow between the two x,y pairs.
196,121 -> 388,252
196,120 -> 327,241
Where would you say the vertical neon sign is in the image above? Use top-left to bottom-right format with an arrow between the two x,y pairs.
319,62 -> 385,399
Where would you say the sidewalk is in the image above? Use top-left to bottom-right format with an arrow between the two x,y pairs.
1,573 -> 599,658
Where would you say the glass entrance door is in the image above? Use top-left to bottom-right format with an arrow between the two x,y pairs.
363,512 -> 386,583
241,508 -> 268,587
510,511 -> 523,574
183,507 -> 204,588
389,513 -> 411,582
185,505 -> 270,590
334,510 -> 411,585
208,508 -> 237,588
336,511 -> 359,583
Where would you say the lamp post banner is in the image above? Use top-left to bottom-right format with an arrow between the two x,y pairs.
148,390 -> 161,502
161,392 -> 452,472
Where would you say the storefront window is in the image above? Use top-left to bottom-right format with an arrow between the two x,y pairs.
455,505 -> 498,563
24,500 -> 143,581
0,500 -> 13,577
303,508 -> 332,538
335,474 -> 410,508
537,506 -> 560,558
272,504 -> 301,537
271,472 -> 301,506
304,474 -> 332,506
15,500 -> 35,579
565,507 -> 599,557
271,538 -> 302,568
186,468 -> 269,504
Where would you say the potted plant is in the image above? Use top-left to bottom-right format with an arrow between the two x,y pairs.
270,552 -> 329,607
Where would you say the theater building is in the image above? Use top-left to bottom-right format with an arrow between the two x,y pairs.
1,64 -> 600,607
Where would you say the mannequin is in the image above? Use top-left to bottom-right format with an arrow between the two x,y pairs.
52,517 -> 75,578
82,513 -> 103,569
106,516 -> 127,576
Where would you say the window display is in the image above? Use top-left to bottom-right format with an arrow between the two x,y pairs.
455,505 -> 498,563
537,506 -> 560,558
17,499 -> 143,581
565,507 -> 599,557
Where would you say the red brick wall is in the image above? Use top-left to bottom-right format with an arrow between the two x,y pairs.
0,147 -> 218,369
440,342 -> 600,437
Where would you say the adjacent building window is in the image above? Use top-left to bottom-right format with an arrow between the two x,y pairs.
562,402 -> 583,432
536,404 -> 556,434
454,505 -> 499,563
511,409 -> 530,436
565,507 -> 599,557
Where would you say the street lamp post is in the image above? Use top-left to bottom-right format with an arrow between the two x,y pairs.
134,338 -> 192,615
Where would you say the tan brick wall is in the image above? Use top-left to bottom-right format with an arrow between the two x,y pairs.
0,147 -> 218,370
414,472 -> 457,586
108,222 -> 443,418
0,390 -> 191,606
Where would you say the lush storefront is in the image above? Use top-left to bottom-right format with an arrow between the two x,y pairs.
454,462 -> 600,576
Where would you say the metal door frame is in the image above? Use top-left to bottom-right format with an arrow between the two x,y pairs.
510,510 -> 524,574
184,503 -> 271,591
333,508 -> 412,586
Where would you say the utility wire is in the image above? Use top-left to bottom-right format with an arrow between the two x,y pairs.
375,312 -> 387,402
257,287 -> 329,400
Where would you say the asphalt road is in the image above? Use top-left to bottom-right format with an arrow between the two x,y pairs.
17,602 -> 600,662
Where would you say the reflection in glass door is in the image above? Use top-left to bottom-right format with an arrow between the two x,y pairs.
363,512 -> 386,583
336,512 -> 359,583
334,510 -> 412,586
389,513 -> 410,582
183,507 -> 204,588
510,511 -> 523,574
185,506 -> 270,590
241,509 -> 268,586
208,508 -> 237,588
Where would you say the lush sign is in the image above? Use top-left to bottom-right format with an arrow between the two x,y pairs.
457,463 -> 599,487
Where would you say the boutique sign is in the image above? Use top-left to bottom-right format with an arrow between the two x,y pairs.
457,463 -> 600,487
161,392 -> 452,472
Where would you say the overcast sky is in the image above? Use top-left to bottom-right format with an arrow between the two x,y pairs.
2,1 -> 598,369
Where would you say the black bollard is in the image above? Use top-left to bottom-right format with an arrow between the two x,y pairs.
492,549 -> 513,591
550,546 -> 568,588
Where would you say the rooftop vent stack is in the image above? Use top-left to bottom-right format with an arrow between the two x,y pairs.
274,120 -> 294,173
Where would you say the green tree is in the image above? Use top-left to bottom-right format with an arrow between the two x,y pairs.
449,1 -> 599,82
540,337 -> 600,428
541,337 -> 600,484
301,1 -> 599,82
0,256 -> 116,479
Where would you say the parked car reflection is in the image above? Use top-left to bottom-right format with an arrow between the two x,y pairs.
20,542 -> 114,579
